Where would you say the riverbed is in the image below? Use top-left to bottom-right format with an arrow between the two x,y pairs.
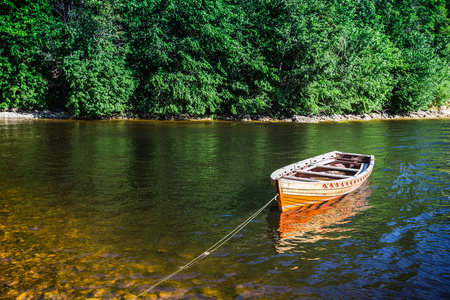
0,119 -> 449,299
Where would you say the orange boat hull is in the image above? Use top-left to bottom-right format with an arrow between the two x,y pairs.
277,194 -> 343,212
276,174 -> 370,212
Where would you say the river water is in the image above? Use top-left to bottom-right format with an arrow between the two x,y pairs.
0,119 -> 449,299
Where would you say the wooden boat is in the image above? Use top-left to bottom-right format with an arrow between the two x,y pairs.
270,151 -> 375,212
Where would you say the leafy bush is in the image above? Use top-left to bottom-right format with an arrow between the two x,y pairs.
279,0 -> 400,115
127,0 -> 277,116
391,33 -> 446,112
138,62 -> 223,115
63,47 -> 135,116
0,60 -> 48,109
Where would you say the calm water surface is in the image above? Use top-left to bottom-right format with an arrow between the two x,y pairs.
0,119 -> 449,299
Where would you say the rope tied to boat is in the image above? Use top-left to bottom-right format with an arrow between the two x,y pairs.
132,195 -> 277,299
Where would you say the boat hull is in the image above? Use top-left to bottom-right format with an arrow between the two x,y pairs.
271,151 -> 374,212
277,194 -> 343,212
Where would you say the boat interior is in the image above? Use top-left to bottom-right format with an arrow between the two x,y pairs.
282,153 -> 371,182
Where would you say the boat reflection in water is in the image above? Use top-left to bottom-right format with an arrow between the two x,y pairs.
267,183 -> 371,253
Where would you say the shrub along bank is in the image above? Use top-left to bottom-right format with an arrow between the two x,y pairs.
1,0 -> 449,118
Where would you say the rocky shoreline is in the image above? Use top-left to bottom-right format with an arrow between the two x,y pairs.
1,107 -> 449,122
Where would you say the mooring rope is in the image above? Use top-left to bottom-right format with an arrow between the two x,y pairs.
132,195 -> 277,299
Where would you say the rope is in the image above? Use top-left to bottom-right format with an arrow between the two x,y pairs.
132,195 -> 277,299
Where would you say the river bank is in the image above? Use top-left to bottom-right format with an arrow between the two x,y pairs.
1,107 -> 449,122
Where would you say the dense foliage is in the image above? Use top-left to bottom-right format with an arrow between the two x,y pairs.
1,0 -> 449,116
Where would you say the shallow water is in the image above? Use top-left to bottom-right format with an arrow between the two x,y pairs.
0,119 -> 449,299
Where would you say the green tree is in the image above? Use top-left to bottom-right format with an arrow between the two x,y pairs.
59,0 -> 135,116
367,0 -> 450,111
63,47 -> 135,116
277,0 -> 400,115
391,32 -> 449,112
374,0 -> 450,54
126,0 -> 278,116
0,0 -> 54,109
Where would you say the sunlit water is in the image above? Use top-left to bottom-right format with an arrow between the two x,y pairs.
0,119 -> 449,299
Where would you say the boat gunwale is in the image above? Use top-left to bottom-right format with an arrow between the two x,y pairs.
270,151 -> 374,186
